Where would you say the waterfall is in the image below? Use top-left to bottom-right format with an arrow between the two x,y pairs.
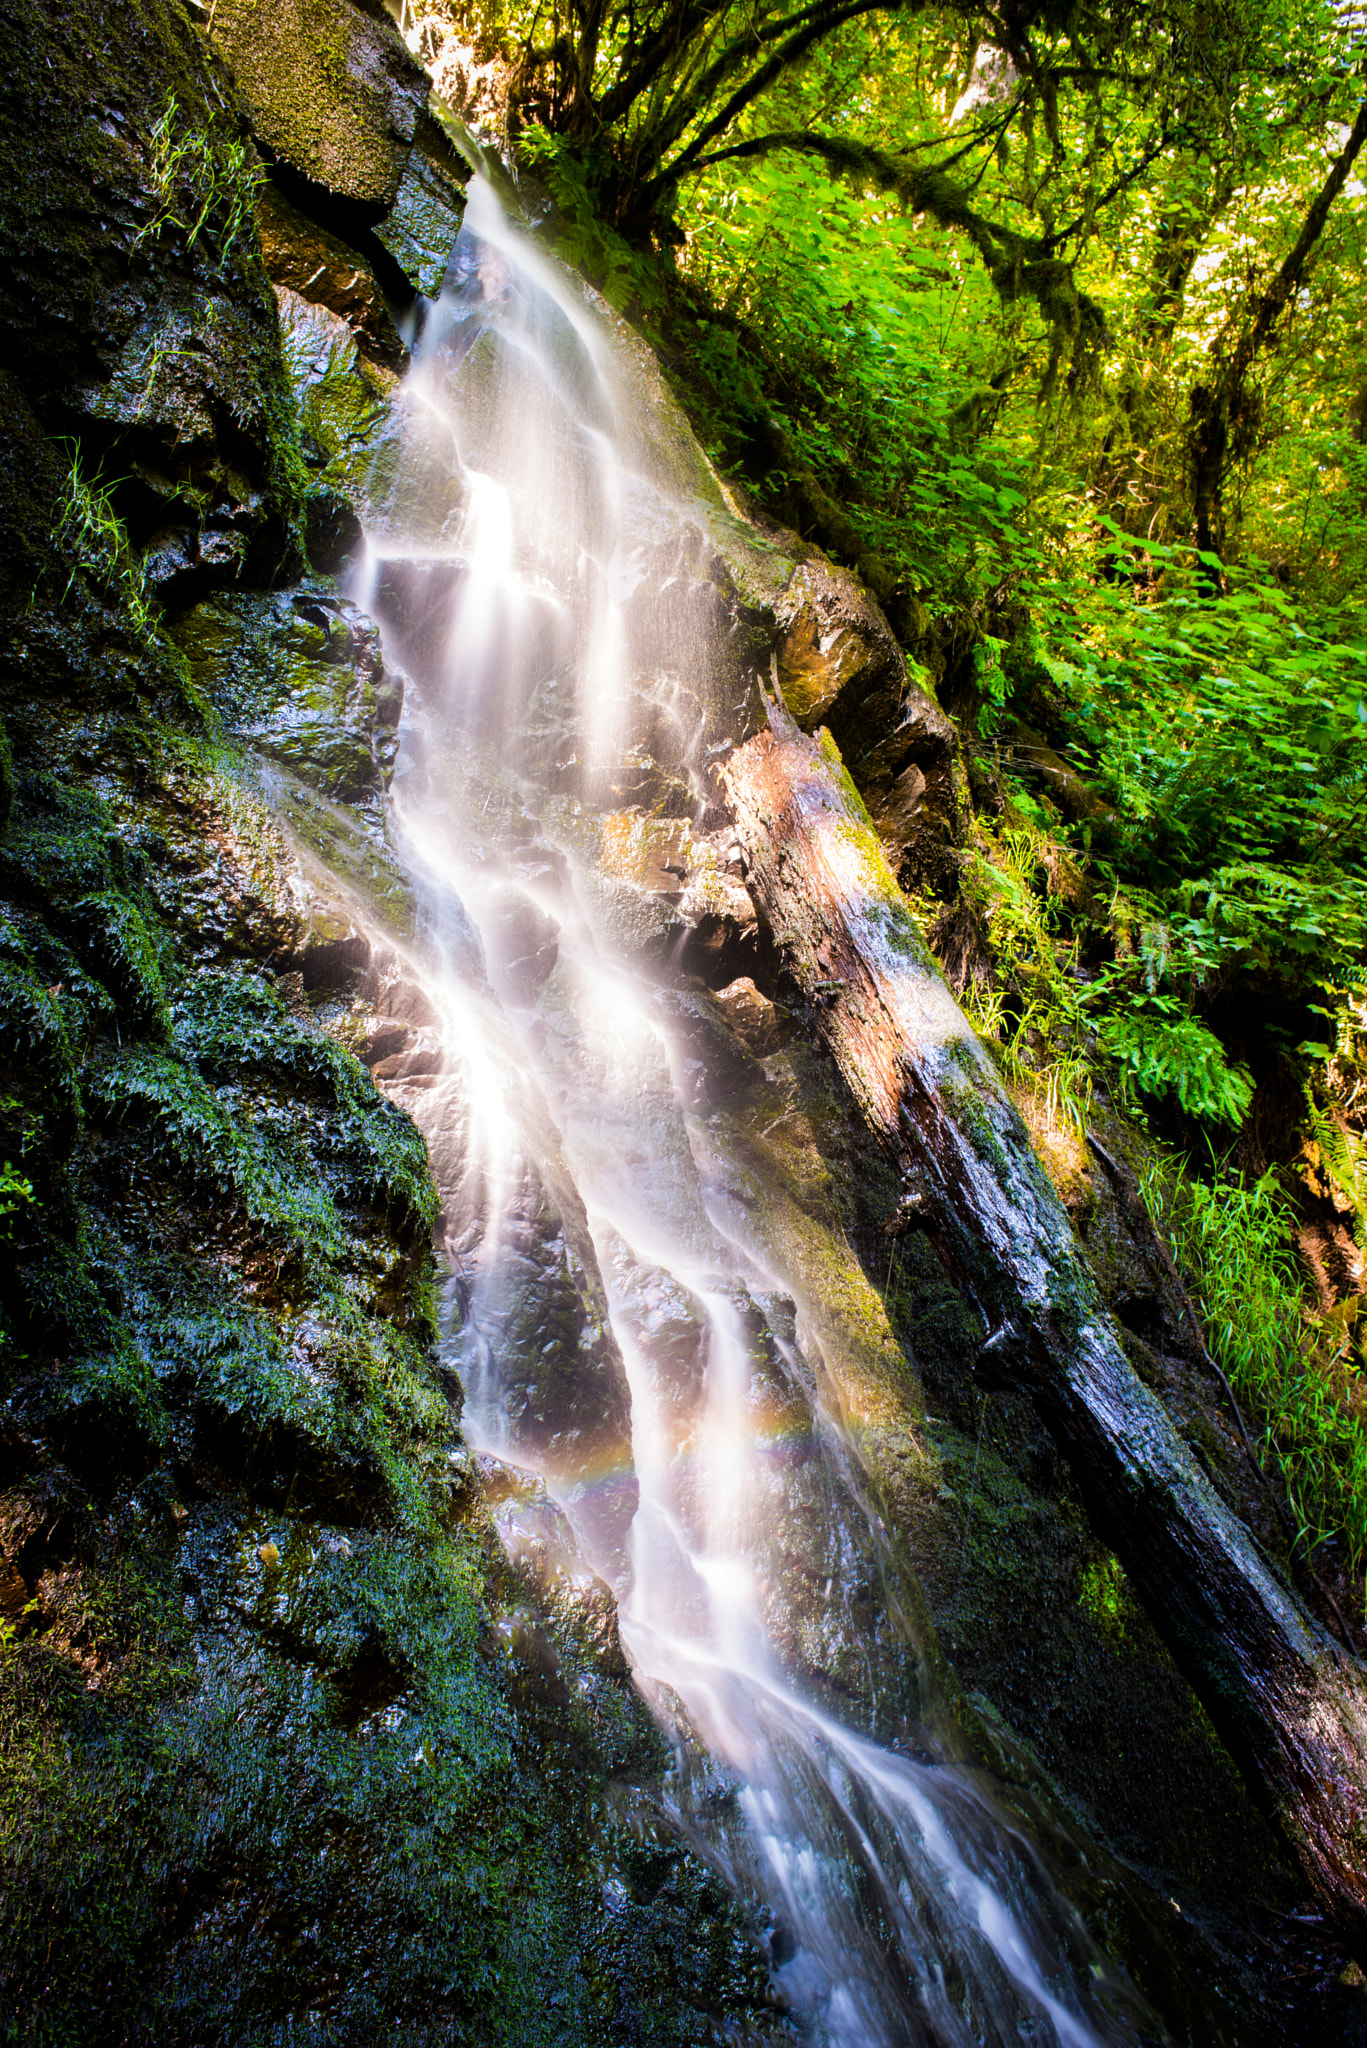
352,171 -> 1158,2048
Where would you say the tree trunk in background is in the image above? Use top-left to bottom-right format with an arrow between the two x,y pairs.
722,705 -> 1367,1950
1187,95 -> 1367,559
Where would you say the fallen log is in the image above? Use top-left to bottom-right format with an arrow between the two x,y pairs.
721,706 -> 1367,1947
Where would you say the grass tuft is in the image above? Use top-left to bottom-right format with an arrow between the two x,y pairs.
135,94 -> 263,276
53,446 -> 154,635
1145,1158 -> 1367,1593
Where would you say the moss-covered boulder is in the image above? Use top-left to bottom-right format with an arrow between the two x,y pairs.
172,582 -> 404,810
0,951 -> 778,2043
209,0 -> 430,206
276,284 -> 410,525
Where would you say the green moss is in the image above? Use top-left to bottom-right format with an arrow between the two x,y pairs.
938,1068 -> 1013,1179
91,1045 -> 345,1247
1,822 -> 115,901
1044,1241 -> 1100,1343
1079,1553 -> 1137,1640
0,954 -> 82,1120
69,892 -> 169,1036
172,970 -> 438,1233
0,716 -> 12,837
273,273 -> 400,484
169,585 -> 400,806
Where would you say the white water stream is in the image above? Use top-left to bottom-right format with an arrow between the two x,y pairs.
352,173 -> 1159,2047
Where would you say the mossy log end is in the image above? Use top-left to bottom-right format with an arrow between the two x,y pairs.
721,706 -> 1367,1948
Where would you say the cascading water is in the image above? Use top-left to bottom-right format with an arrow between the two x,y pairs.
352,169 -> 1162,2048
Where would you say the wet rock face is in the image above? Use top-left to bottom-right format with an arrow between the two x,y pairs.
276,282 -> 407,519
0,7 -> 786,2041
481,1455 -> 634,1686
774,557 -> 907,731
714,975 -> 786,1058
591,809 -> 773,988
373,124 -> 468,295
774,556 -> 963,892
171,581 -> 405,809
0,0 -> 304,589
450,1170 -> 633,1459
255,178 -> 409,370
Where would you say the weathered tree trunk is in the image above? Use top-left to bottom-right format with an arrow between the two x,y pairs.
722,706 -> 1367,1948
1186,93 -> 1367,559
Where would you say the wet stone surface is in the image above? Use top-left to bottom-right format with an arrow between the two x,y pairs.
0,8 -> 787,2040
171,580 -> 405,811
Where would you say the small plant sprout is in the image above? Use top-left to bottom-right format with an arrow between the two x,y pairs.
136,94 -> 264,276
54,445 -> 155,633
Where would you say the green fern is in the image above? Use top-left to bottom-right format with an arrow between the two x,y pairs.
1305,1092 -> 1367,1239
958,821 -> 1094,1136
1098,1000 -> 1255,1125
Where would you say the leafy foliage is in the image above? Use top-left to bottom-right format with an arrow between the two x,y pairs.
1098,1002 -> 1255,1125
1047,538 -> 1367,987
1147,1159 -> 1367,1586
948,814 -> 1095,1135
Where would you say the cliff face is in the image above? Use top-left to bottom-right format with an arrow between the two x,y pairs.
0,5 -> 779,2041
3,0 -> 1360,2041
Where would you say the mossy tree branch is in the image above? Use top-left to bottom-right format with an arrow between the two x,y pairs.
662,127 -> 1109,353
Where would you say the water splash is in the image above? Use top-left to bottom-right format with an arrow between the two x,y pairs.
355,172 -> 1160,2048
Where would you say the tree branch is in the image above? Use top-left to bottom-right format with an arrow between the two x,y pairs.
597,0 -> 732,129
670,127 -> 1108,345
1039,126 -> 1181,252
631,0 -> 906,175
1188,93 -> 1367,554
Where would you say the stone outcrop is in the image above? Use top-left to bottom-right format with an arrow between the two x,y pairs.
772,556 -> 963,890
0,6 -> 782,2041
0,0 -> 304,593
255,178 -> 409,367
209,0 -> 430,206
172,580 -> 404,809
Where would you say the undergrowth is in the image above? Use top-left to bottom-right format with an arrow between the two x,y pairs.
954,813 -> 1094,1137
950,795 -> 1252,1137
135,94 -> 263,276
1144,1158 -> 1367,1592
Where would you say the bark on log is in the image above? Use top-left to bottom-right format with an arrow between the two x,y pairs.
721,706 -> 1367,1947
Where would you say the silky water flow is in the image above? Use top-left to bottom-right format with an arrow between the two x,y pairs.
351,173 -> 1159,2048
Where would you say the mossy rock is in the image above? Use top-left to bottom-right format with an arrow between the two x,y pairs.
255,177 -> 408,370
209,0 -> 429,207
0,909 -> 780,2038
276,284 -> 410,524
374,140 -> 466,295
170,582 -> 403,808
0,0 -> 309,589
